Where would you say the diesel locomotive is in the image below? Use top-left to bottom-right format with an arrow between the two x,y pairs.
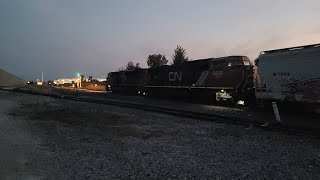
107,56 -> 254,104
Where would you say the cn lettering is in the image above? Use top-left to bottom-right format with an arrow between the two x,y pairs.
169,72 -> 182,81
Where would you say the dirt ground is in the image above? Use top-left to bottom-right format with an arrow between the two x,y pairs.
1,90 -> 320,179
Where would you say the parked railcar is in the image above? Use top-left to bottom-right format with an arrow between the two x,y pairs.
255,44 -> 320,113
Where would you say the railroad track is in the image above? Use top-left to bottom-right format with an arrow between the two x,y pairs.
2,88 -> 319,138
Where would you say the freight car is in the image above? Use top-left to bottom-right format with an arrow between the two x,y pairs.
255,43 -> 320,113
107,56 -> 254,104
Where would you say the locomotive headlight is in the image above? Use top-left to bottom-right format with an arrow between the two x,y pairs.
107,85 -> 111,88
221,89 -> 225,93
237,100 -> 245,105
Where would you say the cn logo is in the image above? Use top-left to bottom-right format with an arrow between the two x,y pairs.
169,72 -> 182,81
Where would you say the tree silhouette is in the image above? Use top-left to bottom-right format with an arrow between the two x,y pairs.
126,61 -> 140,70
147,54 -> 168,68
172,45 -> 188,65
88,76 -> 93,82
135,63 -> 140,69
118,67 -> 125,72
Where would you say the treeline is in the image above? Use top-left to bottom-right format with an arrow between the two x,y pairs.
120,45 -> 188,71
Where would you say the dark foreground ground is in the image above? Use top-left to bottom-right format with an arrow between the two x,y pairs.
21,85 -> 320,129
1,90 -> 320,179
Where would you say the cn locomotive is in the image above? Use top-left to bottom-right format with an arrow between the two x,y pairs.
107,56 -> 254,104
107,43 -> 320,112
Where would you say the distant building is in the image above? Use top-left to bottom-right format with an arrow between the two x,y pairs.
54,78 -> 78,85
96,78 -> 106,82
83,78 -> 106,82
54,77 -> 105,85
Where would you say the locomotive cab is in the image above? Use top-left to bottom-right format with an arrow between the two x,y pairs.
207,56 -> 254,104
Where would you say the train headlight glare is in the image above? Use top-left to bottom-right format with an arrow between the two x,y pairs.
237,100 -> 245,105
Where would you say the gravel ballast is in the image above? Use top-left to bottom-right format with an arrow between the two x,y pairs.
1,90 -> 320,179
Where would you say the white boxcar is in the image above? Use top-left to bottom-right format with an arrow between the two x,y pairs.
255,44 -> 320,104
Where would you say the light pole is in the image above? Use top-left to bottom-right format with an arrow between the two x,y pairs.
75,72 -> 81,96
76,73 -> 82,88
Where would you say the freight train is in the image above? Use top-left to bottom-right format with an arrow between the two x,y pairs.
107,44 -> 320,113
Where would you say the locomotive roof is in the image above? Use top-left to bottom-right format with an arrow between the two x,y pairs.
109,56 -> 250,73
189,57 -> 214,62
108,68 -> 147,74
148,58 -> 213,69
212,56 -> 249,61
179,56 -> 249,63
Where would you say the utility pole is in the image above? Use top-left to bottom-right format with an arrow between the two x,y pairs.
37,72 -> 44,85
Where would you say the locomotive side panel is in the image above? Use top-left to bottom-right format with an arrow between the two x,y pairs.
146,59 -> 211,98
147,59 -> 211,87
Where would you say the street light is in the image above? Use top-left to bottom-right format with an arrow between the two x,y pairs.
75,72 -> 82,88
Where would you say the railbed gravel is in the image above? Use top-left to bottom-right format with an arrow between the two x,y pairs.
3,91 -> 320,179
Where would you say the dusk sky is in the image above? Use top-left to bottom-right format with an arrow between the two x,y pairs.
1,0 -> 319,81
